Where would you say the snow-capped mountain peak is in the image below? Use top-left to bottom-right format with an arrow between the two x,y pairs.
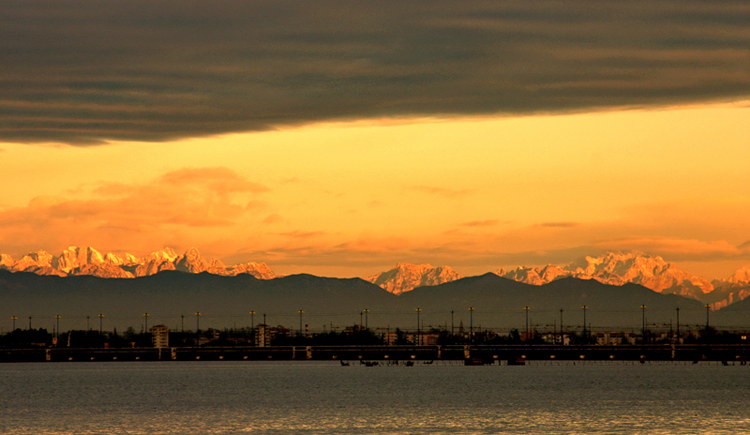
365,263 -> 463,295
0,246 -> 275,280
498,251 -> 715,298
727,266 -> 750,285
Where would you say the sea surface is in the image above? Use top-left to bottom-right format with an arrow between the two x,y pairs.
1,360 -> 749,434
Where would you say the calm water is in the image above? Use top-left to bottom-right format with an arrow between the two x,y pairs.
1,360 -> 749,434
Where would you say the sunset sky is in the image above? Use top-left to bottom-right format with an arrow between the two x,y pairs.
1,1 -> 748,279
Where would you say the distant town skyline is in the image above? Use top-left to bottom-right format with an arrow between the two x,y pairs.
1,1 -> 748,279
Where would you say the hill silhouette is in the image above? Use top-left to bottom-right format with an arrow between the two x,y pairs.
0,270 -> 740,334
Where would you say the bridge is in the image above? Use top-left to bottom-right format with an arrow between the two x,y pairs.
1,344 -> 748,364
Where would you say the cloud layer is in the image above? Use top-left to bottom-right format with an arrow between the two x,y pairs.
0,167 -> 268,255
2,0 -> 748,144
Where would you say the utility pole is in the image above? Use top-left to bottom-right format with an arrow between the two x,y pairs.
704,304 -> 711,330
195,312 -> 201,347
55,315 -> 61,339
640,305 -> 647,344
98,314 -> 104,334
581,305 -> 588,341
363,309 -> 369,331
468,307 -> 475,344
676,307 -> 680,339
298,310 -> 304,337
415,308 -> 422,345
559,309 -> 564,344
249,311 -> 255,344
143,313 -> 149,333
524,306 -> 530,342
451,310 -> 454,336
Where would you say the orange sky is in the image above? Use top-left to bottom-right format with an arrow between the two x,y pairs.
1,102 -> 748,279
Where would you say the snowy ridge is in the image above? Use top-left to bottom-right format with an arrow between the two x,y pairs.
0,246 -> 276,280
365,263 -> 463,294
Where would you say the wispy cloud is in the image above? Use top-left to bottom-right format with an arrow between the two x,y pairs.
263,214 -> 283,224
407,186 -> 473,198
280,177 -> 303,184
536,222 -> 580,228
2,0 -> 747,144
592,236 -> 750,262
460,220 -> 500,227
0,167 -> 268,255
278,231 -> 325,239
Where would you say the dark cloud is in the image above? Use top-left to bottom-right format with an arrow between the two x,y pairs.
2,0 -> 748,145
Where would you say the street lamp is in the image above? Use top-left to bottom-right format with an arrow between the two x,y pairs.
249,311 -> 256,344
143,312 -> 149,332
98,314 -> 104,334
415,308 -> 422,345
704,304 -> 711,331
468,307 -> 475,344
559,309 -> 564,345
298,310 -> 304,336
581,305 -> 588,340
640,305 -> 647,344
363,309 -> 370,331
194,312 -> 202,347
451,310 -> 455,336
524,306 -> 530,342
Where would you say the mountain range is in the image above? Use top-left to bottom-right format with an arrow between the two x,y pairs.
1,269 -> 731,332
366,253 -> 750,309
1,247 -> 749,310
0,246 -> 275,280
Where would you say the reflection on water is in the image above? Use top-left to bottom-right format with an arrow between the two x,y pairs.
1,361 -> 749,434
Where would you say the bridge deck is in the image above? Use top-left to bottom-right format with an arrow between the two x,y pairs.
1,344 -> 748,363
